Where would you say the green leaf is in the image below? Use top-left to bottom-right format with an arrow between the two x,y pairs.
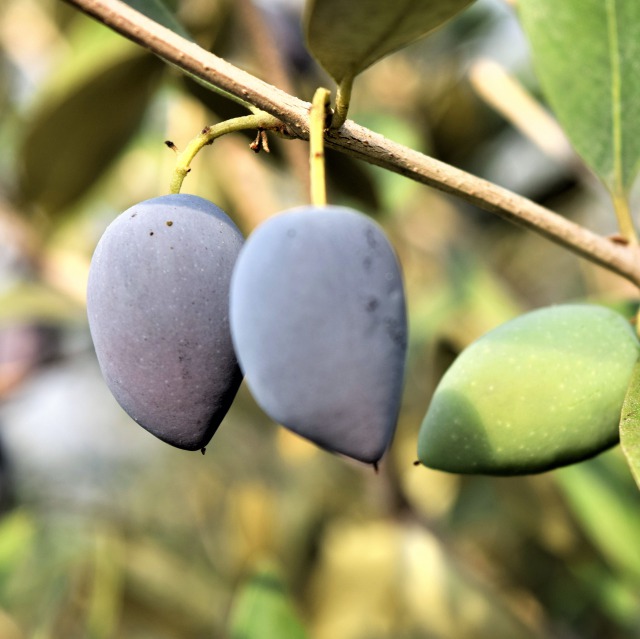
20,42 -> 163,215
122,0 -> 253,111
122,0 -> 192,40
0,511 -> 37,606
555,451 -> 640,585
304,0 -> 475,83
518,0 -> 640,197
0,281 -> 84,326
228,560 -> 308,639
0,511 -> 35,580
620,357 -> 640,490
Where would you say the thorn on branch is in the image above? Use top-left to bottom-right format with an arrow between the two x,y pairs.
249,129 -> 270,153
260,129 -> 270,153
249,132 -> 261,153
609,234 -> 630,246
165,140 -> 178,152
201,126 -> 214,145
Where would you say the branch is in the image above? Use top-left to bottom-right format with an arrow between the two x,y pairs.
63,0 -> 640,287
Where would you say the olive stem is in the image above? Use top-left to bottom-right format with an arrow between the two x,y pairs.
169,113 -> 281,194
612,189 -> 638,246
331,76 -> 354,130
309,87 -> 331,207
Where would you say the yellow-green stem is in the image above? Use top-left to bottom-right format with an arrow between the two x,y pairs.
169,113 -> 280,194
331,76 -> 354,130
310,87 -> 331,207
612,189 -> 638,246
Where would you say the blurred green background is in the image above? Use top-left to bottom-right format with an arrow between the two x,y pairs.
1,0 -> 640,637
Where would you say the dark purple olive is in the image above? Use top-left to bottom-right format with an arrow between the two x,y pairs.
87,194 -> 243,450
229,206 -> 407,464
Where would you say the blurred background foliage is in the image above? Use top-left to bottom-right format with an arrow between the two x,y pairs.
1,0 -> 640,637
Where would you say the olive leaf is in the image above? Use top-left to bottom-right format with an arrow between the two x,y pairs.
0,282 -> 84,326
620,357 -> 640,491
228,561 -> 308,639
304,0 -> 475,83
123,0 -> 252,110
556,453 -> 640,583
122,0 -> 192,40
518,0 -> 640,237
18,19 -> 163,217
19,52 -> 162,217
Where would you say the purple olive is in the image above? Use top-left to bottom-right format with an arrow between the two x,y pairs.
87,194 -> 243,450
230,206 -> 407,464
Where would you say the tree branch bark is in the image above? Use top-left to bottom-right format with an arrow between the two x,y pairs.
63,0 -> 640,287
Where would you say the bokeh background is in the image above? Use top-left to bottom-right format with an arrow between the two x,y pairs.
1,0 -> 640,637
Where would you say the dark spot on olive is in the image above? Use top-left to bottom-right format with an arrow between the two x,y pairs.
149,231 -> 154,236
384,317 -> 406,347
166,220 -> 173,227
366,297 -> 379,312
365,228 -> 377,249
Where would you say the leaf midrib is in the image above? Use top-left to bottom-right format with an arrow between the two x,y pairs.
607,0 -> 623,193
